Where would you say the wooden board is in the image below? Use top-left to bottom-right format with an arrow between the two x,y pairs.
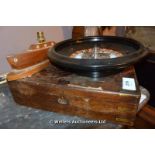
7,41 -> 55,70
8,64 -> 141,126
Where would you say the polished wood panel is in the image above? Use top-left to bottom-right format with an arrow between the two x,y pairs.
7,60 -> 50,81
7,41 -> 55,70
133,105 -> 155,128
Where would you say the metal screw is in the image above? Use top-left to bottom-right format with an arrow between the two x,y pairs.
13,58 -> 18,63
57,97 -> 68,105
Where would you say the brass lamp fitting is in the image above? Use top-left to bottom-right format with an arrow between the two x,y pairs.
37,32 -> 46,43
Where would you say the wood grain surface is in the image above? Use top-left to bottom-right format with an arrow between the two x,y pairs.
8,64 -> 141,126
7,60 -> 50,81
7,41 -> 55,69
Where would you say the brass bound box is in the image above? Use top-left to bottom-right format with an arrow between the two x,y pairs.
8,64 -> 140,126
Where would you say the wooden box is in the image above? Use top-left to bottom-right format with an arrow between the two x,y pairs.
8,64 -> 141,126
